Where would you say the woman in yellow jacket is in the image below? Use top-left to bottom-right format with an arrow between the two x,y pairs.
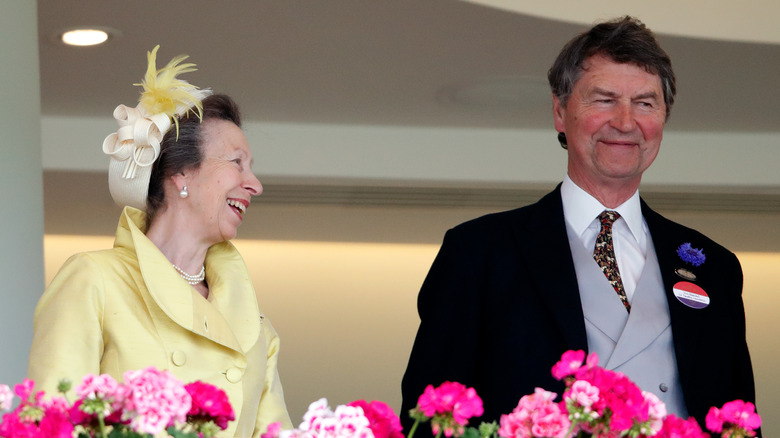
27,47 -> 291,437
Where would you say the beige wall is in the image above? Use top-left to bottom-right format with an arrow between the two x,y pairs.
44,209 -> 780,434
739,252 -> 780,429
41,117 -> 780,190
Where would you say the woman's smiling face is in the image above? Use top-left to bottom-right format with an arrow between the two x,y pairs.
185,118 -> 262,244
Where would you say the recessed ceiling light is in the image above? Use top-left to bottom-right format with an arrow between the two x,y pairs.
60,28 -> 110,46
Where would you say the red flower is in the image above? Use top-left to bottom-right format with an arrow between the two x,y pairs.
0,395 -> 74,438
69,399 -> 126,428
417,381 -> 484,425
551,350 -> 587,380
184,381 -> 235,430
569,365 -> 647,432
656,414 -> 709,438
706,400 -> 760,436
348,400 -> 403,438
0,410 -> 39,438
38,398 -> 74,438
415,381 -> 484,437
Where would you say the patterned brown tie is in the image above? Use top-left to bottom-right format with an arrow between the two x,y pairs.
593,210 -> 631,312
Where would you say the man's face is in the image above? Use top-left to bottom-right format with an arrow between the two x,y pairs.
553,54 -> 666,194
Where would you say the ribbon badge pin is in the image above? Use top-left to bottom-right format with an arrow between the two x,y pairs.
673,281 -> 710,309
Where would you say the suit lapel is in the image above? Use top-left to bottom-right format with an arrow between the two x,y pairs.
641,202 -> 702,384
606,242 -> 671,369
511,186 -> 588,352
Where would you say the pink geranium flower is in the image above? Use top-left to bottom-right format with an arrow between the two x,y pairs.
119,366 -> 192,435
573,366 -> 647,433
0,409 -> 39,438
563,380 -> 601,433
76,374 -> 122,401
452,387 -> 483,427
0,385 -> 13,411
656,414 -> 709,438
13,379 -> 36,402
0,382 -> 74,438
642,391 -> 667,435
38,397 -> 74,438
497,388 -> 570,438
74,373 -> 125,419
296,398 -> 374,438
566,380 -> 599,409
552,350 -> 673,437
415,381 -> 484,437
551,350 -> 586,380
552,350 -> 599,382
262,421 -> 283,438
706,400 -> 761,437
185,381 -> 235,430
417,381 -> 484,424
0,372 -> 236,438
348,400 -> 403,438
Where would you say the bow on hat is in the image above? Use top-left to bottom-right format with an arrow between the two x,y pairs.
102,45 -> 211,210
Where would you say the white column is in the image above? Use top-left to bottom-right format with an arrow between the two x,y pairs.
0,1 -> 43,385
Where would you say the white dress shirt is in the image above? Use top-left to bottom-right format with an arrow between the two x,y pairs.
561,175 -> 649,303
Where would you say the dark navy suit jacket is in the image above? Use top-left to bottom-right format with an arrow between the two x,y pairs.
400,186 -> 756,434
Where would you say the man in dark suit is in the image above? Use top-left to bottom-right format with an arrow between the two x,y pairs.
401,16 -> 757,434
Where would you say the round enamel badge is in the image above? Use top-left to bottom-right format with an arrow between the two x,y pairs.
673,281 -> 710,309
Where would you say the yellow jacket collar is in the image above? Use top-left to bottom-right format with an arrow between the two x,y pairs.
113,207 -> 261,353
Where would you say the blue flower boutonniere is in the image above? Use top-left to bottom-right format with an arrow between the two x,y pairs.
677,242 -> 706,267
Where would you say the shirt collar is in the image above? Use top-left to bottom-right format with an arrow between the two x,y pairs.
561,175 -> 647,243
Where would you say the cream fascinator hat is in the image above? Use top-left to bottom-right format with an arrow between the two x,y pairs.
102,45 -> 212,210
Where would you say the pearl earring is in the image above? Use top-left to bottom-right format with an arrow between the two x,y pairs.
179,186 -> 188,198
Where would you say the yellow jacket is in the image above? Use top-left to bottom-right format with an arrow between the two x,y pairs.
28,207 -> 292,437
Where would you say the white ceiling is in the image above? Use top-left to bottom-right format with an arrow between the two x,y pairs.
468,1 -> 780,45
38,0 -> 780,132
35,0 -> 780,240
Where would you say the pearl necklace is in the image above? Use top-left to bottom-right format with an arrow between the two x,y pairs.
172,264 -> 206,285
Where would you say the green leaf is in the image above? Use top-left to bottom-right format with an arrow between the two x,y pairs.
460,427 -> 481,438
166,427 -> 199,438
478,421 -> 499,438
107,428 -> 148,438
